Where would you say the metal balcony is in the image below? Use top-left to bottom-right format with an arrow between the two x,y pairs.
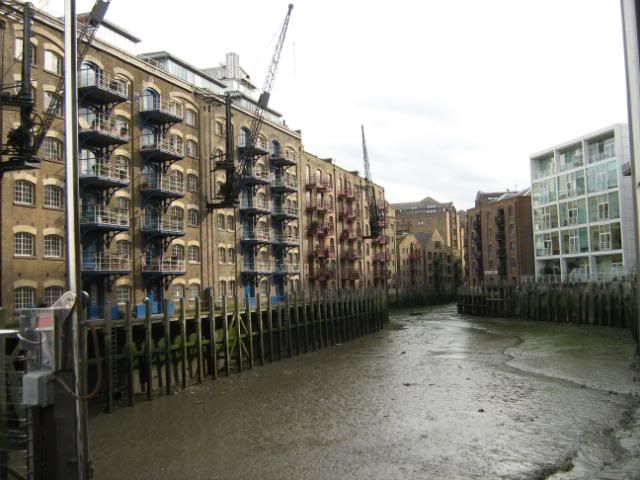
338,188 -> 355,200
241,230 -> 272,244
239,198 -> 271,215
272,233 -> 299,246
344,269 -> 360,280
373,253 -> 387,263
80,206 -> 129,232
270,149 -> 297,167
272,204 -> 298,220
142,258 -> 186,275
140,134 -> 184,162
340,229 -> 358,242
78,68 -> 129,105
338,209 -> 356,221
241,167 -> 272,186
373,235 -> 387,245
140,174 -> 185,199
273,263 -> 300,275
271,174 -> 298,192
408,252 -> 421,260
316,223 -> 333,237
79,113 -> 129,147
139,95 -> 184,124
81,254 -> 131,276
140,216 -> 185,237
241,261 -> 273,275
340,249 -> 361,261
79,158 -> 129,188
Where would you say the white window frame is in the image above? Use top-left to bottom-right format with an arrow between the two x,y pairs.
44,185 -> 63,209
44,234 -> 63,258
14,180 -> 35,205
15,232 -> 35,256
15,287 -> 35,309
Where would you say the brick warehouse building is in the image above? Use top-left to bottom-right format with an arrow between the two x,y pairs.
0,7 -> 395,316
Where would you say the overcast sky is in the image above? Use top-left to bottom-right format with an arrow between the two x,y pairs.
41,0 -> 629,210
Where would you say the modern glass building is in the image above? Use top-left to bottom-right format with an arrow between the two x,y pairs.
529,124 -> 635,281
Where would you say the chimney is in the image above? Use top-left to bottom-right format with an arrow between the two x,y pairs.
226,52 -> 240,79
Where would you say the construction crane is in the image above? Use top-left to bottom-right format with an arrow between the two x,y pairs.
361,125 -> 384,239
210,3 -> 294,208
0,0 -> 110,175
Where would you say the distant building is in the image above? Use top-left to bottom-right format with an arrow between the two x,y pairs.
395,233 -> 425,293
530,124 -> 635,281
413,231 -> 459,291
465,189 -> 534,286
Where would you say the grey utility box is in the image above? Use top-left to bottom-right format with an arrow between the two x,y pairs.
23,370 -> 54,406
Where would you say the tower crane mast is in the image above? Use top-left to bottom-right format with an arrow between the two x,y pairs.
211,3 -> 294,208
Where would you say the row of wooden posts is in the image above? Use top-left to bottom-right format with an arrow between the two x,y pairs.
390,288 -> 457,309
89,289 -> 389,413
457,282 -> 639,343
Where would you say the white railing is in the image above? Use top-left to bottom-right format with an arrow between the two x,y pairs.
566,245 -> 580,254
142,258 -> 186,273
273,205 -> 298,217
242,260 -> 273,272
246,167 -> 272,182
82,254 -> 131,272
80,113 -> 129,141
275,263 -> 300,273
140,134 -> 184,157
239,199 -> 269,211
274,234 -> 299,244
139,94 -> 184,119
80,158 -> 129,183
599,240 -> 612,251
81,206 -> 129,227
242,230 -> 271,242
140,174 -> 184,194
566,216 -> 578,226
78,68 -> 129,98
590,150 -> 615,163
140,216 -> 184,233
273,175 -> 298,189
538,248 -> 554,257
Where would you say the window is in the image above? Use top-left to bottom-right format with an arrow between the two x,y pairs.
259,280 -> 269,296
44,235 -> 63,258
215,121 -> 224,136
15,287 -> 35,309
44,91 -> 63,116
115,156 -> 129,180
14,180 -> 35,205
116,285 -> 131,305
171,206 -> 184,223
186,140 -> 198,158
44,185 -> 63,208
227,215 -> 235,230
218,247 -> 226,263
188,284 -> 200,303
188,245 -> 200,263
116,240 -> 131,259
15,232 -> 35,256
217,214 -> 225,230
115,197 -> 130,215
43,137 -> 63,161
188,208 -> 199,227
187,174 -> 199,192
172,285 -> 185,303
227,248 -> 234,263
185,109 -> 197,127
598,202 -> 609,220
170,134 -> 183,153
229,281 -> 236,295
219,280 -> 227,297
15,39 -> 36,65
172,244 -> 185,260
44,286 -> 64,307
44,50 -> 62,75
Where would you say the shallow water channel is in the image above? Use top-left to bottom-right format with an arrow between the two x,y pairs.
90,304 -> 640,480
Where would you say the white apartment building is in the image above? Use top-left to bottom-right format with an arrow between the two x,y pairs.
530,124 -> 635,281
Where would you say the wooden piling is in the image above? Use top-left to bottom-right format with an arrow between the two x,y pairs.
286,295 -> 293,358
125,302 -> 134,406
144,298 -> 152,401
207,290 -> 217,379
103,303 -> 113,413
257,293 -> 265,366
268,294 -> 274,362
163,300 -> 172,395
222,295 -> 231,376
195,297 -> 204,382
180,298 -> 188,388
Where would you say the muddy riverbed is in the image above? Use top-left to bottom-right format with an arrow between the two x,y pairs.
90,304 -> 640,479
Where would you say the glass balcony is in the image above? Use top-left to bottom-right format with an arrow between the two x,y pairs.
81,254 -> 131,275
79,158 -> 129,188
140,174 -> 185,199
142,258 -> 186,275
140,216 -> 185,237
78,68 -> 129,105
80,206 -> 129,232
79,113 -> 129,147
140,134 -> 184,162
139,94 -> 184,124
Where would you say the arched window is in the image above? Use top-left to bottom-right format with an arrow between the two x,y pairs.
114,116 -> 129,138
219,280 -> 227,297
239,127 -> 251,147
14,180 -> 35,205
44,91 -> 62,116
116,240 -> 131,259
142,87 -> 159,110
229,281 -> 236,295
172,244 -> 185,260
170,134 -> 183,154
116,285 -> 131,305
227,248 -> 234,263
171,170 -> 184,189
187,174 -> 199,192
188,208 -> 199,227
189,284 -> 200,303
188,245 -> 200,263
141,126 -> 155,148
171,206 -> 184,223
115,156 -> 129,180
44,286 -> 64,307
172,284 -> 185,303
44,185 -> 63,208
218,247 -> 226,263
186,139 -> 198,158
215,122 -> 224,136
44,235 -> 63,258
44,50 -> 62,75
185,108 -> 197,127
217,214 -> 225,230
115,197 -> 130,215
271,139 -> 281,157
15,287 -> 35,309
316,169 -> 322,185
259,279 -> 269,296
306,165 -> 311,182
43,137 -> 63,161
258,135 -> 267,151
14,232 -> 35,256
227,215 -> 235,230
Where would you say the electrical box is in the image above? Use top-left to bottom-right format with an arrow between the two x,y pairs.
23,370 -> 54,406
